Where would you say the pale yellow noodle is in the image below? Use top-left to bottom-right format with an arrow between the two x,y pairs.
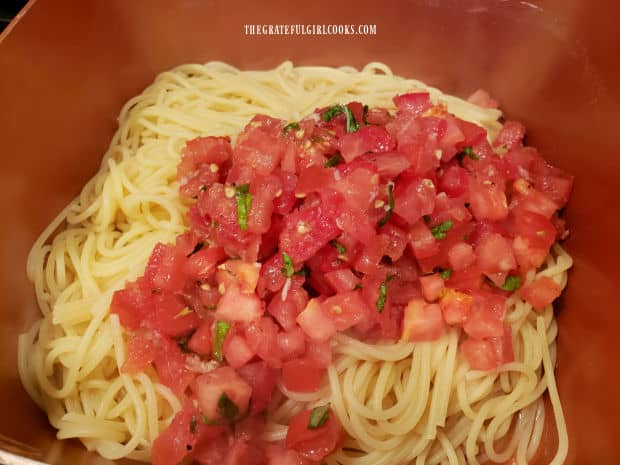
18,61 -> 570,464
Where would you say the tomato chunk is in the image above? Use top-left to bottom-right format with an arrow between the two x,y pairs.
285,407 -> 343,461
195,367 -> 252,422
282,358 -> 325,392
402,299 -> 445,342
520,276 -> 562,310
297,299 -> 336,342
215,284 -> 264,323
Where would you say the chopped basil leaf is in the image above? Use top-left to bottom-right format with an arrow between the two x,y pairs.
439,268 -> 452,279
213,320 -> 230,361
330,240 -> 347,256
324,152 -> 344,168
283,121 -> 300,132
362,104 -> 369,124
200,413 -> 219,426
321,105 -> 359,132
307,404 -> 330,429
235,184 -> 253,231
174,307 -> 194,319
456,146 -> 479,162
377,183 -> 394,228
423,215 -> 431,223
218,393 -> 239,421
282,252 -> 294,278
500,275 -> 521,291
376,274 -> 395,312
187,242 -> 205,257
431,220 -> 453,240
189,415 -> 198,434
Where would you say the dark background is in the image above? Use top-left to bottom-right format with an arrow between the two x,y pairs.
0,0 -> 27,31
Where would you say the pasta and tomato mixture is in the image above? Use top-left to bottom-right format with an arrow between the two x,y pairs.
18,62 -> 573,465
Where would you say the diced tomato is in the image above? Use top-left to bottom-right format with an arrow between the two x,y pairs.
224,439 -> 265,465
152,292 -> 201,337
460,338 -> 499,370
439,289 -> 473,325
282,358 -> 325,392
216,260 -> 261,294
469,180 -> 508,221
256,253 -> 287,297
511,179 -> 558,219
334,202 -> 376,245
192,431 -> 230,465
476,233 -> 516,283
447,265 -> 483,291
393,92 -> 432,116
145,243 -> 187,294
265,445 -> 312,465
305,340 -> 333,369
353,236 -> 387,275
153,334 -> 194,396
402,299 -> 445,342
273,170 -> 298,215
419,274 -> 445,302
511,209 -> 556,270
447,242 -> 476,271
188,319 -> 214,356
339,125 -> 395,162
297,299 -> 336,342
379,224 -> 408,261
489,324 -> 515,365
520,276 -> 562,310
235,414 -> 266,441
267,280 -> 308,331
278,327 -> 306,360
334,166 -> 380,210
178,136 -> 231,177
494,120 -> 525,150
247,176 -> 280,234
321,290 -> 370,331
110,277 -> 154,330
279,201 -> 340,263
244,317 -> 282,368
408,221 -> 440,259
233,117 -> 288,175
285,408 -> 343,462
373,152 -> 411,178
296,165 -> 334,196
393,175 -> 436,225
324,268 -> 362,293
122,334 -> 154,374
151,406 -> 197,465
438,165 -> 470,198
223,333 -> 256,369
237,361 -> 279,414
467,89 -> 499,109
215,284 -> 264,324
463,306 -> 504,338
195,367 -> 252,422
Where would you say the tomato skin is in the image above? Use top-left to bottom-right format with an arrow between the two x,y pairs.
440,289 -> 473,325
282,358 -> 325,392
237,361 -> 279,414
393,92 -> 432,116
195,367 -> 252,422
520,276 -> 562,310
467,89 -> 499,109
285,408 -> 343,462
297,299 -> 337,342
402,299 -> 445,342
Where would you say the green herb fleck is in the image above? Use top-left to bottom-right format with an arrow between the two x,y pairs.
282,252 -> 294,278
456,146 -> 479,162
377,183 -> 395,228
376,274 -> 395,312
308,404 -> 330,429
431,220 -> 453,240
283,121 -> 300,132
235,184 -> 253,231
218,393 -> 239,421
423,215 -> 431,223
353,283 -> 363,290
330,240 -> 347,256
294,266 -> 310,278
213,320 -> 230,361
324,152 -> 344,168
189,415 -> 198,434
500,275 -> 522,292
321,105 -> 359,133
200,413 -> 219,426
439,269 -> 453,279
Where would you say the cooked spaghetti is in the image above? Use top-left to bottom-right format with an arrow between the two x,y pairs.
18,62 -> 573,465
